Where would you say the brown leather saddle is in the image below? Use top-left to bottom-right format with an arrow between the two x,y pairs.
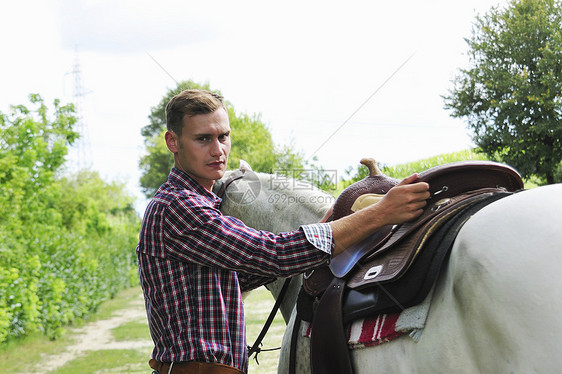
300,159 -> 524,374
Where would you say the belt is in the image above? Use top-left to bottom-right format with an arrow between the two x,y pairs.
149,359 -> 245,374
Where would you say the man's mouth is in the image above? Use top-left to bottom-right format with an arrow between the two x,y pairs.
208,160 -> 225,168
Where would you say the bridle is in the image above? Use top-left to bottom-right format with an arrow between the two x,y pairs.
215,168 -> 247,199
216,169 -> 293,363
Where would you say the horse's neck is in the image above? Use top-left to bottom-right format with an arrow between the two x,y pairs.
218,171 -> 333,322
219,172 -> 333,232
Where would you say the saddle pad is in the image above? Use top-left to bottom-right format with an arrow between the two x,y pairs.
303,314 -> 404,349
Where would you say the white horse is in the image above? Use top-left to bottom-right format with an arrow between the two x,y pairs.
214,163 -> 562,374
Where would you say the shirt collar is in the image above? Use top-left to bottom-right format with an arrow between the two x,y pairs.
168,167 -> 222,204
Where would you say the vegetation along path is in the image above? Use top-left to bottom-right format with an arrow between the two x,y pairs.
4,286 -> 283,374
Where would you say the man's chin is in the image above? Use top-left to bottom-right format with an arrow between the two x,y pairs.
209,168 -> 226,180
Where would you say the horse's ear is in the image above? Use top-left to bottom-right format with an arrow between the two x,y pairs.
239,160 -> 252,172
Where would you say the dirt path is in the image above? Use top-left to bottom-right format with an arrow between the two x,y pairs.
21,286 -> 282,374
33,292 -> 152,374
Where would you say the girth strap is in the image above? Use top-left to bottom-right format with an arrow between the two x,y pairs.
310,277 -> 353,374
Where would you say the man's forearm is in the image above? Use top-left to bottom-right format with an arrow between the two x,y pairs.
329,204 -> 387,256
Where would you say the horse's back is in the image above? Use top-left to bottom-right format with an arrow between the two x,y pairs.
446,184 -> 562,372
351,185 -> 562,374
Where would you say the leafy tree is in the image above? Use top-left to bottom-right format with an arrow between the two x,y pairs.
443,0 -> 562,184
139,80 -> 305,197
0,94 -> 78,231
141,81 -> 214,139
139,128 -> 171,198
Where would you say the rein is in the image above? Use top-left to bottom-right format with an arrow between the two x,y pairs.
248,277 -> 292,363
216,169 -> 292,363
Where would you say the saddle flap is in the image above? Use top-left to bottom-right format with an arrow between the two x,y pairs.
346,190 -> 509,289
329,225 -> 393,278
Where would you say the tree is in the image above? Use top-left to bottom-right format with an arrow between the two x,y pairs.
443,0 -> 562,184
139,80 -> 305,197
0,94 -> 79,229
0,95 -> 139,342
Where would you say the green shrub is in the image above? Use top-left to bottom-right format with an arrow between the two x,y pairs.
0,95 -> 140,343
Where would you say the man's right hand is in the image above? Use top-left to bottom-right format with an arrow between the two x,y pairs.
374,174 -> 430,225
329,174 -> 430,257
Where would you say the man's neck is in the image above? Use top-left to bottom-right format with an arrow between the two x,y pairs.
174,164 -> 214,192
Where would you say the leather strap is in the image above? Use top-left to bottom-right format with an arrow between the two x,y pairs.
215,169 -> 246,199
149,359 -> 244,374
310,277 -> 353,374
248,277 -> 292,359
288,310 -> 303,374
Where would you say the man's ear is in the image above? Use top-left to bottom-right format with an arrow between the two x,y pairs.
165,131 -> 179,154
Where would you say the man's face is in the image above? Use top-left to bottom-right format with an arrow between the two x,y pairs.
166,107 -> 231,190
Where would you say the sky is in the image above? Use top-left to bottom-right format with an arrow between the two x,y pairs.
0,0 -> 509,213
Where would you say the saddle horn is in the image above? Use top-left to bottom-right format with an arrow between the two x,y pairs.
331,158 -> 400,220
360,157 -> 382,177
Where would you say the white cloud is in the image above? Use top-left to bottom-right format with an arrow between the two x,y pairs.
57,0 -> 219,52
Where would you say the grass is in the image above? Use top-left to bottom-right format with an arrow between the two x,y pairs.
111,321 -> 150,342
53,350 -> 149,374
0,290 -> 140,373
0,331 -> 75,373
380,149 -> 490,179
0,286 -> 150,374
0,289 -> 140,373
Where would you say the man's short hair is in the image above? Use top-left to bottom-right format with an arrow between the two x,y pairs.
165,89 -> 226,136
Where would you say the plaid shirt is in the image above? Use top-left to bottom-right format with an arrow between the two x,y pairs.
137,168 -> 332,372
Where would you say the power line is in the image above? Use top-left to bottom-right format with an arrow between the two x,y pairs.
309,52 -> 416,159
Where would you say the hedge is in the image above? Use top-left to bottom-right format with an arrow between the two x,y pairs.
0,95 -> 140,342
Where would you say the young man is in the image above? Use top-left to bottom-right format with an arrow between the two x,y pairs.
137,89 -> 429,374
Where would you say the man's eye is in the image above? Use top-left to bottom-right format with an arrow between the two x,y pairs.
198,136 -> 210,142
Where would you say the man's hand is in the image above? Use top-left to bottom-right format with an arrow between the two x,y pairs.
329,174 -> 430,256
373,174 -> 430,226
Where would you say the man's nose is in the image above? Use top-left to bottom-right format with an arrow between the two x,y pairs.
209,139 -> 224,156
